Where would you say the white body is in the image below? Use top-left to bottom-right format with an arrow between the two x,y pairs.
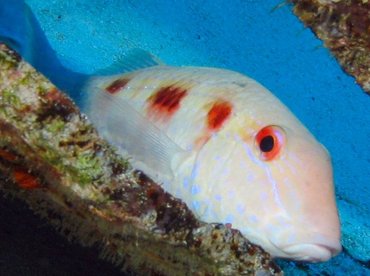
0,1 -> 340,262
85,65 -> 341,262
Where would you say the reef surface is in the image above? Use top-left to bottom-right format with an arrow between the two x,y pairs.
292,0 -> 370,94
0,43 -> 281,275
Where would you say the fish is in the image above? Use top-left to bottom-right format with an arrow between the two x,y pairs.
0,0 -> 88,103
0,0 -> 341,262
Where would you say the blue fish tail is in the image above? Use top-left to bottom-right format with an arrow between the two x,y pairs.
0,0 -> 88,105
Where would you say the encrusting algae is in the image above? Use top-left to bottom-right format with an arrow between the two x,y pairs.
292,0 -> 370,95
0,43 -> 282,275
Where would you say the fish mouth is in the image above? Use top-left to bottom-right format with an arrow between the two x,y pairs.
269,233 -> 342,262
280,242 -> 341,262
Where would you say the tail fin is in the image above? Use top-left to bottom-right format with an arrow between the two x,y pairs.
0,0 -> 88,104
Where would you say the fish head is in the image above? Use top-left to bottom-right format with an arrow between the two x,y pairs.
192,91 -> 341,262
235,122 -> 341,262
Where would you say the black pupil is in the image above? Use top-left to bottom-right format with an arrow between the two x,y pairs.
260,135 -> 274,152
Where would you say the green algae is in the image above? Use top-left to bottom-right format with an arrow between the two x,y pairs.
292,0 -> 370,94
1,89 -> 21,107
0,47 -> 19,69
44,117 -> 66,133
73,152 -> 105,187
0,43 -> 281,275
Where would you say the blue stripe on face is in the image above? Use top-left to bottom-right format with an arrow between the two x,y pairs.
182,176 -> 190,189
214,194 -> 222,201
236,203 -> 245,214
191,184 -> 201,195
192,200 -> 201,212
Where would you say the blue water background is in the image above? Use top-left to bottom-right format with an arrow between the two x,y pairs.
24,0 -> 370,274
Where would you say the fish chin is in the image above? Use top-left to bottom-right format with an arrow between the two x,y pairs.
279,243 -> 339,262
267,232 -> 342,262
245,214 -> 341,262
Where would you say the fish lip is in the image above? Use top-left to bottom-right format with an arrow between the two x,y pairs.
280,242 -> 341,262
269,234 -> 342,262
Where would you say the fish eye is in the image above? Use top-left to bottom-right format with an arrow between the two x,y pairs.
255,125 -> 284,161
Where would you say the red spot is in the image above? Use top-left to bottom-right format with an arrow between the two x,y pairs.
105,78 -> 130,94
207,101 -> 232,131
194,100 -> 233,149
45,88 -> 73,106
0,148 -> 17,162
147,85 -> 188,120
13,168 -> 41,189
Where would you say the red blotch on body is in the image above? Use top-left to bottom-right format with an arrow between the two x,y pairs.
147,85 -> 188,121
105,78 -> 130,94
207,101 -> 232,131
13,168 -> 41,189
194,100 -> 233,149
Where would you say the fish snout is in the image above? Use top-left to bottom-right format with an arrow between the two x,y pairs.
270,232 -> 342,262
280,241 -> 341,262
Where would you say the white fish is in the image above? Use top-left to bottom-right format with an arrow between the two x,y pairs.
83,51 -> 341,262
0,1 -> 341,262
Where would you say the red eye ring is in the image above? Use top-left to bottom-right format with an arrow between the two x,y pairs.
255,125 -> 285,161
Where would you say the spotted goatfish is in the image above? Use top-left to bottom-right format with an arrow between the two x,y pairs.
0,0 -> 341,262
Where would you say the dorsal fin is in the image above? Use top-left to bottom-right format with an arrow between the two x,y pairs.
96,49 -> 164,76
